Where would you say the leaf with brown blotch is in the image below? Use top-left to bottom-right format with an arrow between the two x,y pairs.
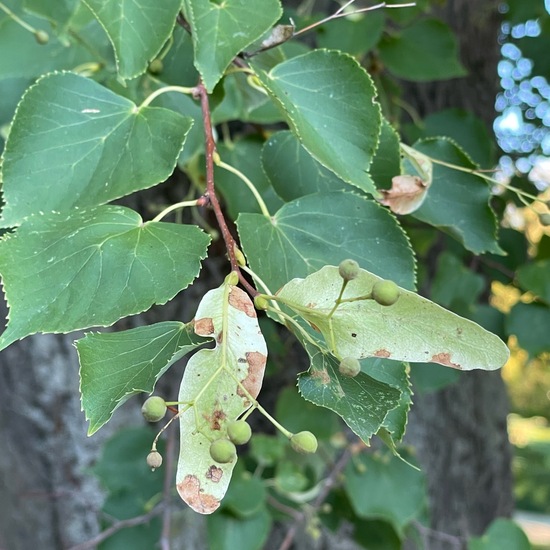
176,282 -> 267,514
380,175 -> 429,214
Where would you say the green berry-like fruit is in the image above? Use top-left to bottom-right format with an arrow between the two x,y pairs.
539,213 -> 550,226
254,295 -> 269,310
338,259 -> 360,282
225,271 -> 239,286
226,420 -> 252,445
148,58 -> 163,74
209,439 -> 237,463
372,280 -> 400,306
141,396 -> 167,422
339,357 -> 361,378
290,431 -> 318,454
147,451 -> 163,470
34,30 -> 49,44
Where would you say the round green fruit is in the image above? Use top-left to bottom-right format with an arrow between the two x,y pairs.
148,58 -> 164,74
146,451 -> 163,470
209,439 -> 237,463
372,280 -> 400,306
141,396 -> 167,422
226,420 -> 252,445
34,30 -> 49,44
290,431 -> 318,454
339,357 -> 361,377
254,295 -> 269,310
539,213 -> 550,226
338,259 -> 360,282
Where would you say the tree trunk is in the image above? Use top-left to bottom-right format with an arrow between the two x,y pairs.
404,0 -> 514,546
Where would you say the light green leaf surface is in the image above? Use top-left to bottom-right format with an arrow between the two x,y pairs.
77,322 -> 207,435
344,452 -> 426,532
83,0 -> 182,79
277,266 -> 509,371
184,0 -> 282,91
176,283 -> 267,514
411,138 -> 503,254
379,18 -> 466,81
1,72 -> 192,227
261,131 -> 348,201
237,191 -> 416,295
253,50 -> 381,196
298,341 -> 401,445
0,205 -> 210,351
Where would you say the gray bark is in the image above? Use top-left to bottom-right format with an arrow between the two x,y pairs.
404,0 -> 514,546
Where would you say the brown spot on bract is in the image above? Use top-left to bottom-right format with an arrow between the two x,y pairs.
229,287 -> 256,317
237,351 -> 267,399
374,349 -> 391,358
177,475 -> 220,514
379,175 -> 429,215
203,407 -> 227,431
311,368 -> 330,385
195,317 -> 215,336
310,322 -> 320,332
431,352 -> 462,370
206,466 -> 223,483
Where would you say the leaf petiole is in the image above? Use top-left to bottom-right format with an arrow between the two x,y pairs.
139,85 -> 197,109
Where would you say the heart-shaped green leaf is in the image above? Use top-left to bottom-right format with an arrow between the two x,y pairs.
1,72 -> 192,227
78,322 -> 207,435
0,205 -> 210,351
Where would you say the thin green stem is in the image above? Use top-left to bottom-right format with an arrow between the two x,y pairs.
428,156 -> 541,202
140,85 -> 196,109
215,158 -> 271,218
327,280 -> 348,319
151,199 -> 200,222
152,403 -> 192,450
0,1 -> 36,33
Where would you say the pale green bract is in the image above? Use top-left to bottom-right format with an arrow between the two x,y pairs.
176,282 -> 267,514
277,266 -> 509,371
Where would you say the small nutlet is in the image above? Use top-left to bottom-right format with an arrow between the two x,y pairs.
34,30 -> 49,45
338,259 -> 360,282
148,58 -> 163,74
147,451 -> 163,470
290,431 -> 318,454
141,396 -> 167,422
226,420 -> 252,445
539,213 -> 550,226
372,280 -> 400,306
234,246 -> 246,267
339,357 -> 361,377
209,439 -> 237,463
254,295 -> 269,310
225,271 -> 239,286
